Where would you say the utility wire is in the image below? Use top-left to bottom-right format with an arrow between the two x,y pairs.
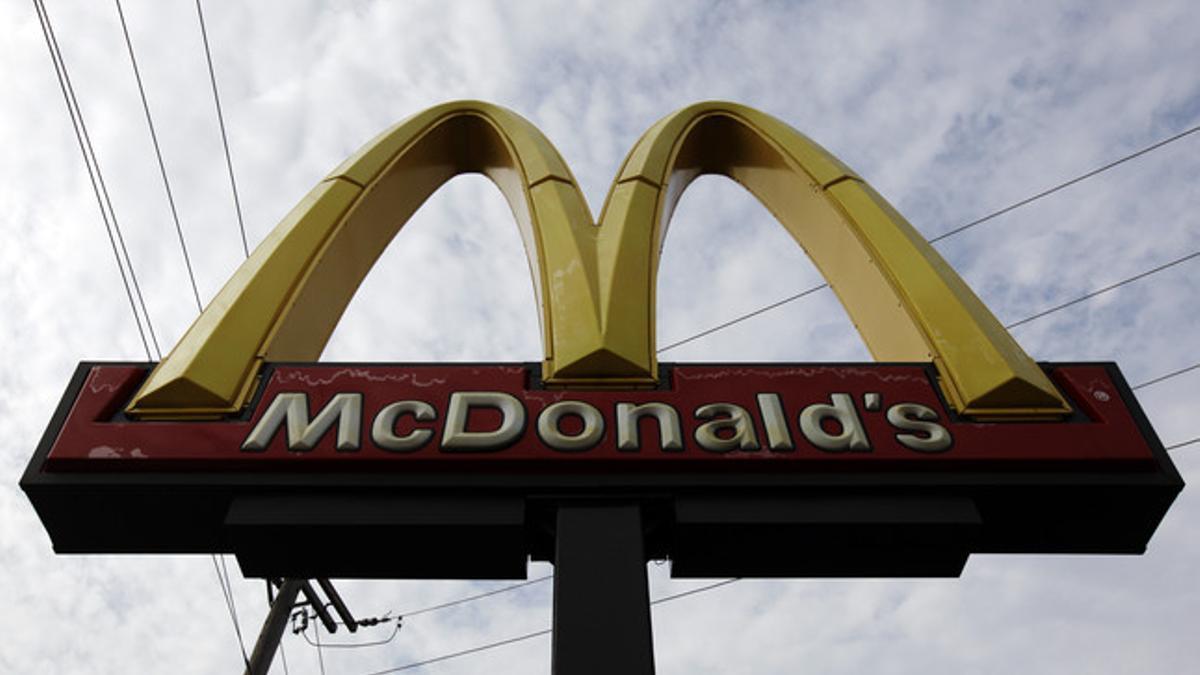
926,121 -> 1200,244
194,0 -> 250,259
1004,250 -> 1200,330
33,0 -> 160,361
657,285 -> 828,354
192,4 -> 260,655
315,576 -> 552,632
357,396 -> 1200,675
399,575 -> 552,619
366,628 -> 550,675
1133,361 -> 1200,391
210,555 -> 250,668
301,622 -> 402,649
1165,436 -> 1199,452
657,121 -> 1200,355
660,246 -> 1199,354
360,578 -> 740,675
218,554 -> 250,663
37,9 -> 1200,665
314,618 -> 327,675
329,357 -> 1200,661
113,0 -> 204,312
36,3 -> 248,669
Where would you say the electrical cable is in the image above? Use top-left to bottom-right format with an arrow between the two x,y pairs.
32,0 -> 160,360
649,577 -> 741,604
301,622 -> 402,649
36,8 -> 1200,667
194,0 -> 250,259
657,285 -> 828,354
1132,361 -> 1200,391
659,245 -> 1199,357
210,554 -> 250,668
113,0 -> 204,312
1165,436 -> 1199,452
355,394 -> 1200,675
398,575 -> 553,619
657,121 -> 1200,355
316,576 -> 553,632
366,628 -> 550,675
359,578 -> 739,674
314,615 -> 328,675
333,357 -> 1200,671
36,0 -> 253,666
1003,250 -> 1200,330
925,122 -> 1200,244
218,554 -> 250,658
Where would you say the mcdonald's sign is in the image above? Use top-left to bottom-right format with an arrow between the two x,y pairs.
23,102 -> 1181,582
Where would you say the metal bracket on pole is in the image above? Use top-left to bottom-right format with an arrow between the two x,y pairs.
317,577 -> 358,632
298,579 -> 338,634
243,577 -> 359,674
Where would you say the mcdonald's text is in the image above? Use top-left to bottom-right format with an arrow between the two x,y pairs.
41,363 -> 1162,470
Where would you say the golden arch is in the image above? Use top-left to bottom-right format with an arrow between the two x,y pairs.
128,101 -> 1068,418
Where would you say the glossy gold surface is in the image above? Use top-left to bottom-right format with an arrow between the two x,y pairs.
128,101 -> 1068,418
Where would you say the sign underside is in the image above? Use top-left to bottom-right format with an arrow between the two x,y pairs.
22,361 -> 1181,579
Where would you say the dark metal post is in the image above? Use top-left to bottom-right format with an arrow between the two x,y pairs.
298,579 -> 338,634
552,504 -> 655,675
244,578 -> 302,675
316,578 -> 358,632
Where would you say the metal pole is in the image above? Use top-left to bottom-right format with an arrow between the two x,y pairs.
299,579 -> 338,634
243,578 -> 302,675
552,504 -> 655,675
316,578 -> 358,632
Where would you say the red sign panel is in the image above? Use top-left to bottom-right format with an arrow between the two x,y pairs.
45,363 -> 1156,472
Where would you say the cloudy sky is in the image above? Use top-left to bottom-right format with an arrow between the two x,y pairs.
3,0 -> 1199,672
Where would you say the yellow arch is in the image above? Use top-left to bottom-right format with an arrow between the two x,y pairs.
128,101 -> 1068,419
594,102 -> 1068,416
129,101 -> 635,417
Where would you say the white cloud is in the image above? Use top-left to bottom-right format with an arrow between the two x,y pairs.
2,0 -> 1198,672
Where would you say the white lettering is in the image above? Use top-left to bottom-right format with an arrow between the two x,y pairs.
242,392 -> 362,452
694,403 -> 760,453
886,403 -> 952,452
798,393 -> 870,452
537,400 -> 605,452
616,402 -> 683,452
372,400 -> 436,452
755,393 -> 794,451
441,392 -> 525,451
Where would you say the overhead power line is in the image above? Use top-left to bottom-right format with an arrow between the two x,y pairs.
322,358 -> 1200,658
1133,362 -> 1200,391
360,578 -> 741,675
1165,436 -> 1200,452
194,0 -> 250,259
660,246 -> 1199,355
300,622 -> 401,650
926,122 -> 1200,244
210,554 -> 250,668
1003,250 -> 1200,330
658,121 -> 1200,355
36,0 -> 247,665
113,0 -> 204,312
398,575 -> 553,619
32,0 -> 160,361
354,404 -> 1200,675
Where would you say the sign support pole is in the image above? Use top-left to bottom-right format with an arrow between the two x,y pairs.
552,504 -> 655,675
243,578 -> 302,675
